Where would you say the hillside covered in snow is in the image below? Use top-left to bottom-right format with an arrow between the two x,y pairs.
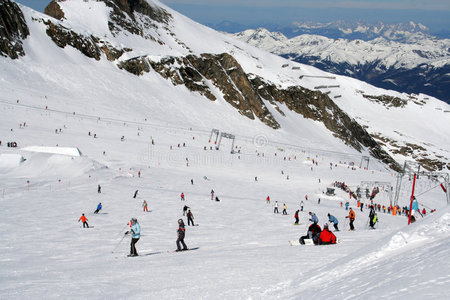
1,0 -> 450,299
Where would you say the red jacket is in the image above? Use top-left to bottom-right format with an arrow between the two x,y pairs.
318,229 -> 336,244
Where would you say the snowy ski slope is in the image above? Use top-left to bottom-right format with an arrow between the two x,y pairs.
0,1 -> 449,298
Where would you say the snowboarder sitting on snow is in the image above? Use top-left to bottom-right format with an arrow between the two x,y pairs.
294,210 -> 300,225
176,219 -> 188,251
327,213 -> 339,231
318,223 -> 337,245
187,209 -> 195,226
215,196 -> 220,202
94,202 -> 102,214
125,218 -> 140,257
78,213 -> 89,228
309,212 -> 319,224
299,223 -> 321,245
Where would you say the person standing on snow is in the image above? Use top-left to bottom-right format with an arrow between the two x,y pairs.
266,195 -> 270,204
97,185 -> 101,193
142,200 -> 148,212
282,203 -> 288,215
300,200 -> 304,211
274,201 -> 279,214
180,192 -> 185,201
94,202 -> 102,214
125,218 -> 140,257
318,223 -> 337,245
327,213 -> 339,231
133,190 -> 139,199
309,212 -> 319,224
187,209 -> 195,226
78,213 -> 89,228
211,190 -> 214,200
345,201 -> 349,210
346,208 -> 355,230
176,219 -> 188,251
294,210 -> 300,225
183,205 -> 190,216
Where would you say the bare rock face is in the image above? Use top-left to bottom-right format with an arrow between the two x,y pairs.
44,20 -> 102,60
44,0 -> 65,20
103,0 -> 171,40
147,53 -> 281,129
0,0 -> 29,59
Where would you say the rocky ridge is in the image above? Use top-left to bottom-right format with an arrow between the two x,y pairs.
0,0 -> 29,59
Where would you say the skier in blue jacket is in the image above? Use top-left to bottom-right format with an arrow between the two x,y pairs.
327,213 -> 339,231
125,218 -> 141,256
309,212 -> 319,224
94,202 -> 102,214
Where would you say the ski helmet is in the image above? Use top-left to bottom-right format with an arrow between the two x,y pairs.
178,219 -> 183,224
324,223 -> 329,229
131,218 -> 137,223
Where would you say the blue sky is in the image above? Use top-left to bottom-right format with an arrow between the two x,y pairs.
15,0 -> 450,32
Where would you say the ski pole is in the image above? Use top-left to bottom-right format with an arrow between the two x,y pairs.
117,223 -> 129,237
112,233 -> 128,254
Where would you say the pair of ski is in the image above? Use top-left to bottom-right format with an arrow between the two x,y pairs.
128,247 -> 200,257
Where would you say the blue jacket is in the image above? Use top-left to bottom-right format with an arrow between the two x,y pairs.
412,200 -> 419,212
310,213 -> 319,224
97,203 -> 102,211
329,215 -> 338,224
131,222 -> 141,239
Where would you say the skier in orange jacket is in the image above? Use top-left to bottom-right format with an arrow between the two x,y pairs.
346,208 -> 355,230
78,213 -> 89,228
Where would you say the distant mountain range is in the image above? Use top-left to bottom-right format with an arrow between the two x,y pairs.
229,25 -> 450,103
209,20 -> 450,40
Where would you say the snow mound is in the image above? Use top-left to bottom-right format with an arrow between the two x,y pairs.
22,146 -> 82,156
0,153 -> 25,169
4,152 -> 107,179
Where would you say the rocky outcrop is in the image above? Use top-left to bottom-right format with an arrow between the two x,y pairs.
44,0 -> 65,20
117,56 -> 150,75
42,19 -> 130,61
44,20 -> 102,60
362,94 -> 407,108
0,0 -> 29,59
147,53 -> 280,129
250,76 -> 402,171
103,0 -> 170,41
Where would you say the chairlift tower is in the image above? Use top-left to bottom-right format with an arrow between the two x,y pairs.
209,129 -> 219,144
360,156 -> 370,169
393,160 -> 450,206
216,132 -> 236,154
